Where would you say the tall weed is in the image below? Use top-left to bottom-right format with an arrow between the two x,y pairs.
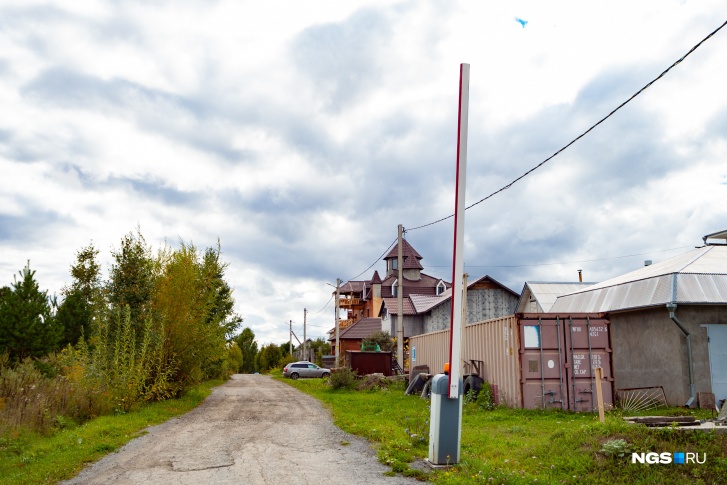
0,354 -> 108,432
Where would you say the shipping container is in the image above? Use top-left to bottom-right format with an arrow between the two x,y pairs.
518,314 -> 613,411
409,313 -> 614,411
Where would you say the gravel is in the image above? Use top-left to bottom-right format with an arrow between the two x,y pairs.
62,374 -> 423,484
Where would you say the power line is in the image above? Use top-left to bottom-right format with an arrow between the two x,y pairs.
313,294 -> 333,314
343,238 -> 397,282
408,19 -> 727,232
425,245 -> 693,269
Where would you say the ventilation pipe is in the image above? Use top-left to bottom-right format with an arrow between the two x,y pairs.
666,302 -> 696,408
577,269 -> 582,282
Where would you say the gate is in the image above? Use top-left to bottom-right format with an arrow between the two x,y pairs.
519,315 -> 614,411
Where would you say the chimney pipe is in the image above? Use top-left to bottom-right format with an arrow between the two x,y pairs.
577,269 -> 582,282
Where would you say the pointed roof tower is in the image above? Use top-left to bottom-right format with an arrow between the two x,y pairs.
371,270 -> 383,284
384,239 -> 424,278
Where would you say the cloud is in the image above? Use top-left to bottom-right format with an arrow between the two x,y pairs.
0,209 -> 74,244
1,0 -> 725,345
23,68 -> 252,163
290,8 -> 391,111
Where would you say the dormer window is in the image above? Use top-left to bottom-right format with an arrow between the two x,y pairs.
436,280 -> 446,295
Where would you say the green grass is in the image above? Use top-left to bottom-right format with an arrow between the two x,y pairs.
0,380 -> 221,485
280,376 -> 727,484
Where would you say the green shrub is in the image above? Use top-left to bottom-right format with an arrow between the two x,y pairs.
329,367 -> 357,390
474,380 -> 496,410
278,354 -> 296,371
600,438 -> 632,458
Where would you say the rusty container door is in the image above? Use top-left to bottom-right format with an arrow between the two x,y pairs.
518,316 -> 567,410
563,316 -> 614,412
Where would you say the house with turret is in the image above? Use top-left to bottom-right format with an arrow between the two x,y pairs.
328,239 -> 450,356
328,238 -> 519,358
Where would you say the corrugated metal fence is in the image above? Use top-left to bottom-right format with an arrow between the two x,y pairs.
409,315 -> 521,407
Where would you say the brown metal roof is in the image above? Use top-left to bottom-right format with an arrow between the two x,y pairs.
384,239 -> 424,270
384,239 -> 423,260
405,275 -> 512,313
381,297 -> 417,316
339,281 -> 366,293
336,318 -> 383,340
370,270 -> 382,284
380,272 -> 449,298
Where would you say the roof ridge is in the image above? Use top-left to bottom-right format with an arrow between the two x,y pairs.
675,245 -> 712,272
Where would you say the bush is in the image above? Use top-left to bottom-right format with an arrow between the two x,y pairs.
471,380 -> 496,410
362,331 -> 394,352
278,354 -> 296,371
329,367 -> 357,390
0,354 -> 110,433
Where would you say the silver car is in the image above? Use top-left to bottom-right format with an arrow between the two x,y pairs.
283,361 -> 330,380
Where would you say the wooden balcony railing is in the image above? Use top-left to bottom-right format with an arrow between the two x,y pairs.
338,319 -> 355,329
338,298 -> 361,308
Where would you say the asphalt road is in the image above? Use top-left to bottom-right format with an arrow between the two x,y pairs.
62,374 -> 422,485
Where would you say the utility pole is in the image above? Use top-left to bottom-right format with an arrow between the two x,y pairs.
303,308 -> 307,361
289,320 -> 292,358
397,224 -> 404,370
335,278 -> 341,367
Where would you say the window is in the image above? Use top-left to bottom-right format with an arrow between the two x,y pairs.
392,279 -> 398,297
392,259 -> 398,270
523,326 -> 541,348
436,281 -> 446,295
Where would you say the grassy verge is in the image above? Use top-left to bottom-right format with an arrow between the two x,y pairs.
279,376 -> 727,484
0,380 -> 221,485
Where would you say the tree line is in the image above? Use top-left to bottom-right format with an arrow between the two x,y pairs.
0,229 -> 245,430
233,327 -> 331,374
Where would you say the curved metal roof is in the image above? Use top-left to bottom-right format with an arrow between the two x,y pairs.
550,245 -> 727,313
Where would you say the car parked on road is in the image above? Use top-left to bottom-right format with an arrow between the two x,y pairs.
283,361 -> 330,380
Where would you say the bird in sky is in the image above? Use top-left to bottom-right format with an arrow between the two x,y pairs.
515,17 -> 528,28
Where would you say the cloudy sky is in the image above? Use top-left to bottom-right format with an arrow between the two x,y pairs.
1,1 -> 726,345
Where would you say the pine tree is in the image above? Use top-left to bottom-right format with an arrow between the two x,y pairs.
57,243 -> 104,347
56,288 -> 93,347
107,230 -> 155,332
0,262 -> 60,360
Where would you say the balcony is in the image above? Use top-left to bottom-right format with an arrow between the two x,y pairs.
338,319 -> 355,329
338,298 -> 361,308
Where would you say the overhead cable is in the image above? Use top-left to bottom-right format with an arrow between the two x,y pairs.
407,19 -> 727,232
343,238 -> 397,282
314,294 -> 334,314
427,245 -> 694,269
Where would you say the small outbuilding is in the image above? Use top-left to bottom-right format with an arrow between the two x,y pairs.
551,234 -> 727,408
